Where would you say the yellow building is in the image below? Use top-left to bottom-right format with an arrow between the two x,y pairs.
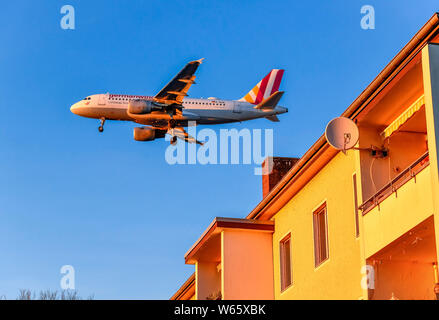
171,13 -> 439,300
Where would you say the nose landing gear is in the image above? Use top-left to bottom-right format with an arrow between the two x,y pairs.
98,117 -> 106,132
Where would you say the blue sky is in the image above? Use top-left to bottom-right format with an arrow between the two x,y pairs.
0,1 -> 437,299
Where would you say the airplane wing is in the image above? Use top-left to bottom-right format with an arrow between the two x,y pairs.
153,59 -> 204,105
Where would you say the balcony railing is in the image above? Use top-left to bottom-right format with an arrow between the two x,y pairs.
359,151 -> 430,215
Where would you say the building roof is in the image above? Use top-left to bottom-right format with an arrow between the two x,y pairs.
184,217 -> 274,264
170,273 -> 195,300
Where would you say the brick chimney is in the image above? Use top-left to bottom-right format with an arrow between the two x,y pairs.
262,157 -> 299,198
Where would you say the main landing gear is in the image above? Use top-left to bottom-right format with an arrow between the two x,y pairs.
168,118 -> 177,145
98,117 -> 105,132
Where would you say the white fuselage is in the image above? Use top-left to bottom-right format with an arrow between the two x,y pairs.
70,93 -> 287,128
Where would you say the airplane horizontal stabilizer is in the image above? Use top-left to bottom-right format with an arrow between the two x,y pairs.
254,91 -> 284,110
265,115 -> 280,122
168,127 -> 204,145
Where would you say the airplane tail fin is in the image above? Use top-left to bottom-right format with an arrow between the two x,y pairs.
239,69 -> 284,105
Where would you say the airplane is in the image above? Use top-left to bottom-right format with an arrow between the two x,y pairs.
70,59 -> 288,145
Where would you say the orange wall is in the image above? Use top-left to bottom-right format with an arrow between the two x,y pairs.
195,261 -> 221,300
221,229 -> 274,300
371,261 -> 436,300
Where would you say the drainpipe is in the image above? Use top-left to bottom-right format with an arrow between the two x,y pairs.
434,263 -> 439,300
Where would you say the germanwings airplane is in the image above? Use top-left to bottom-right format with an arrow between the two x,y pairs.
70,59 -> 287,144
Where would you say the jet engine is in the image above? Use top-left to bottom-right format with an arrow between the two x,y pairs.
133,127 -> 166,141
128,99 -> 156,114
133,127 -> 156,141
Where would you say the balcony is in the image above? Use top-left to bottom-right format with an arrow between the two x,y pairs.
367,216 -> 438,300
359,151 -> 430,214
359,152 -> 435,258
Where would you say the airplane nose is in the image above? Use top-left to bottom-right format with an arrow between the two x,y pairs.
70,102 -> 80,115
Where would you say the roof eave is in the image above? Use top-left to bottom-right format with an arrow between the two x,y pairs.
170,273 -> 195,300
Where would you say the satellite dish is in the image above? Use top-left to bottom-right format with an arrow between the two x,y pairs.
325,117 -> 359,151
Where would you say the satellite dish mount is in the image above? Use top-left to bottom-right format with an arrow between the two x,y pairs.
325,117 -> 387,157
325,117 -> 359,154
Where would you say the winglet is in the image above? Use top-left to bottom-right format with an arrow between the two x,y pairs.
195,58 -> 205,64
